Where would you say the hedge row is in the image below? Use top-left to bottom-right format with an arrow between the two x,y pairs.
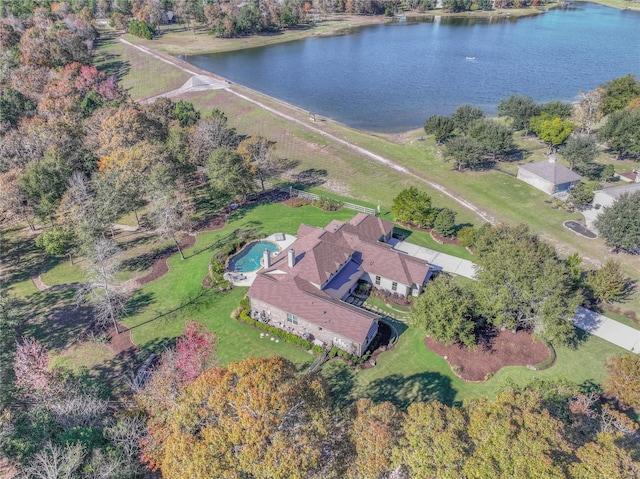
238,309 -> 312,350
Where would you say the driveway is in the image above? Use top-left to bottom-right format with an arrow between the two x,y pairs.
573,307 -> 640,353
389,239 -> 476,279
390,239 -> 640,353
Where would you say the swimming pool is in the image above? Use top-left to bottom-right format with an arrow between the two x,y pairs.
227,241 -> 279,273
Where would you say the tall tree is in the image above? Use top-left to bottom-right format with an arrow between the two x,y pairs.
473,224 -> 581,344
575,88 -> 603,134
393,401 -> 469,479
595,191 -> 640,254
605,354 -> 640,410
0,168 -> 36,230
442,136 -> 486,171
423,115 -> 455,145
497,94 -> 540,135
586,259 -> 632,305
142,356 -> 331,479
238,135 -> 284,191
189,112 -> 238,166
451,104 -> 484,135
559,134 -> 600,178
462,390 -> 572,478
76,238 -> 127,333
206,148 -> 256,201
149,188 -> 195,260
467,119 -> 515,161
540,100 -> 574,120
391,187 -> 436,228
529,113 -> 574,152
601,74 -> 640,115
348,399 -> 403,479
570,432 -> 640,479
410,274 -> 477,347
597,108 -> 640,159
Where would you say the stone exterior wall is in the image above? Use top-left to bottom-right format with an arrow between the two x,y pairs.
517,168 -> 555,194
249,297 -> 378,356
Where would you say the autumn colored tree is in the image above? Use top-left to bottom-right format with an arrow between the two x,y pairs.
142,356 -> 331,479
393,401 -> 469,479
238,135 -> 285,191
605,354 -> 640,410
0,168 -> 35,230
462,390 -> 572,478
347,399 -> 404,479
13,336 -> 53,399
570,432 -> 640,478
174,320 -> 217,385
96,106 -> 161,156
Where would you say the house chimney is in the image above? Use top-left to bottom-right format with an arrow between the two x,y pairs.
288,248 -> 295,268
263,248 -> 271,268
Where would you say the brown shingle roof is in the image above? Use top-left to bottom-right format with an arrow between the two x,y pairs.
248,273 -> 379,344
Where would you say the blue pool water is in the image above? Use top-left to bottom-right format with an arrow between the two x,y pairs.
228,241 -> 279,273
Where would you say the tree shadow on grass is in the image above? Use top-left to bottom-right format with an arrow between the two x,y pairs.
289,168 -> 327,188
360,371 -> 456,409
0,225 -> 56,288
323,361 -> 357,410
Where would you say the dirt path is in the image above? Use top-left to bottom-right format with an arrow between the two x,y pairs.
120,36 -> 497,226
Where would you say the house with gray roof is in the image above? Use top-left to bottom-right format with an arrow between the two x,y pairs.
593,182 -> 640,209
517,156 -> 582,194
246,214 -> 431,356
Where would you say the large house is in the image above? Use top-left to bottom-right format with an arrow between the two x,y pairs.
247,214 -> 431,356
582,182 -> 640,229
517,156 -> 581,195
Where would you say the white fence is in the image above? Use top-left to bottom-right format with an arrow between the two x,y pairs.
284,186 -> 377,216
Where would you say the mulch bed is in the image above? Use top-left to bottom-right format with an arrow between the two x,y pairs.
282,197 -> 311,207
424,329 -> 550,382
564,220 -> 598,239
107,322 -> 137,356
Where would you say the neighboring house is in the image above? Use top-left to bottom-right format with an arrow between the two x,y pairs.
517,156 -> 582,195
581,182 -> 640,229
593,182 -> 640,210
247,214 -> 431,356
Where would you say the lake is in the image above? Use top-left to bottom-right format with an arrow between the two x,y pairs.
187,3 -> 640,133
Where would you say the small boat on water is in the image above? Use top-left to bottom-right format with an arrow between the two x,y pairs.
465,56 -> 476,61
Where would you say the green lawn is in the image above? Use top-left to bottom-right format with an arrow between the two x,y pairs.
323,325 -> 626,409
117,202 -> 627,407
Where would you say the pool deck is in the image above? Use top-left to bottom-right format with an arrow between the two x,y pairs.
225,233 -> 296,287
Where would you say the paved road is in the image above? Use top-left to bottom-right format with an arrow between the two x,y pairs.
393,239 -> 640,353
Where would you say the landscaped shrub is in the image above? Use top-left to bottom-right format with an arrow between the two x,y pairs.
237,308 -> 312,350
208,257 -> 232,291
311,345 -> 324,354
457,226 -> 477,248
311,197 -> 342,211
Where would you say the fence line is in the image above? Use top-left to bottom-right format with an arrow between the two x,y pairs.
282,186 -> 377,216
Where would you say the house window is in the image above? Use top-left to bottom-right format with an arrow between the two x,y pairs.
286,313 -> 299,325
391,281 -> 398,291
375,276 -> 381,286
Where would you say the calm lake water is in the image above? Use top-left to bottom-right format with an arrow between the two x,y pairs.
187,3 -> 640,133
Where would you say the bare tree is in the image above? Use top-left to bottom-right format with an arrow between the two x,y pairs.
0,168 -> 36,230
49,394 -> 109,429
56,172 -> 105,250
76,238 -> 127,334
149,189 -> 195,260
188,114 -> 238,166
238,135 -> 285,191
21,441 -> 85,479
575,88 -> 603,134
